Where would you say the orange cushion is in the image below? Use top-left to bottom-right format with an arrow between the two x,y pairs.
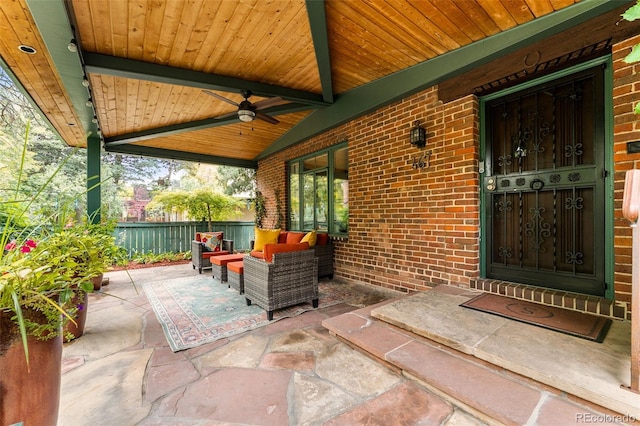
278,232 -> 288,244
263,242 -> 309,263
286,232 -> 305,244
211,253 -> 245,266
227,261 -> 244,274
250,250 -> 265,259
316,233 -> 329,245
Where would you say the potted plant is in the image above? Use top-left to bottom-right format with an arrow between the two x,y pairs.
55,221 -> 121,341
1,230 -> 93,426
0,124 -> 106,425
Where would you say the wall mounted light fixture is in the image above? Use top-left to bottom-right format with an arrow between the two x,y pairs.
410,120 -> 427,148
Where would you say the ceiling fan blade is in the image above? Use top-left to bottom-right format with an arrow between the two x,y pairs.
203,90 -> 239,107
252,97 -> 287,110
256,111 -> 280,125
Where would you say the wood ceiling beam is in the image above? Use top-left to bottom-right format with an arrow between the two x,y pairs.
306,0 -> 333,104
103,103 -> 314,146
83,52 -> 330,107
259,0 -> 625,160
103,144 -> 258,169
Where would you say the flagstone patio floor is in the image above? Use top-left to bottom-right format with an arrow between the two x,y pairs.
58,264 -> 637,425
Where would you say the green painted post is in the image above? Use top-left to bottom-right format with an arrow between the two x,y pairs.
87,135 -> 101,224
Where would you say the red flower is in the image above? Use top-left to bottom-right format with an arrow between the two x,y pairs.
20,240 -> 37,253
5,239 -> 38,253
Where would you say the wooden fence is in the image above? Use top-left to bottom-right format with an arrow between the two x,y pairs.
113,221 -> 255,256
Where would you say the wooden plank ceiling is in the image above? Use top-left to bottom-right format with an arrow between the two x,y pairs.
0,0 -> 625,168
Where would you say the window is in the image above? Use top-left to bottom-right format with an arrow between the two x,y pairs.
288,143 -> 348,236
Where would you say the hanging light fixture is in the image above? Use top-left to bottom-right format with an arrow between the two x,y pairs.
237,108 -> 256,122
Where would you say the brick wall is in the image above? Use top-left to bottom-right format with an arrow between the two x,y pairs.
256,35 -> 640,311
613,34 -> 640,311
257,88 -> 480,294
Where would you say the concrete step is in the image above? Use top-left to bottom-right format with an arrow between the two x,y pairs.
322,286 -> 638,425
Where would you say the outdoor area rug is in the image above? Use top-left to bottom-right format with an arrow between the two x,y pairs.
143,274 -> 360,352
460,293 -> 612,343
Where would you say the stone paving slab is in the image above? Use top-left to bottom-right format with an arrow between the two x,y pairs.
61,265 -> 479,425
367,285 -> 640,420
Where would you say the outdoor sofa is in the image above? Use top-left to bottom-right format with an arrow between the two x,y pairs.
249,229 -> 334,279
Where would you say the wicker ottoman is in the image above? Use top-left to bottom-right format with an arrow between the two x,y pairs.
227,260 -> 244,294
211,253 -> 245,282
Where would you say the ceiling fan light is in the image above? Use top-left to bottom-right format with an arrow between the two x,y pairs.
238,109 -> 256,122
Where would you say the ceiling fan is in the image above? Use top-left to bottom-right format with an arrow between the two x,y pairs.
203,89 -> 285,124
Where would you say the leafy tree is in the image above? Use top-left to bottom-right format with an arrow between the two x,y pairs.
146,189 -> 242,231
101,152 -> 185,187
216,166 -> 256,196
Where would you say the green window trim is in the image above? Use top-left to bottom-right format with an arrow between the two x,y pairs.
288,141 -> 348,237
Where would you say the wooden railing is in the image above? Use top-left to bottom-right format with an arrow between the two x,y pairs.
113,221 -> 255,256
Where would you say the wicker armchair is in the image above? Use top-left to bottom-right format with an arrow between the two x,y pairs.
243,249 -> 318,320
191,238 -> 234,273
249,236 -> 333,279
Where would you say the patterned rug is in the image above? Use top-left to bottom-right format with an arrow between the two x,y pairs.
143,274 -> 360,352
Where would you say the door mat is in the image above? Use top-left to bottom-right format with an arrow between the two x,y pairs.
460,293 -> 612,343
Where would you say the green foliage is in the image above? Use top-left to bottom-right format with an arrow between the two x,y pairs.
622,0 -> 640,114
0,129 -> 100,362
625,45 -> 640,64
254,190 -> 267,228
147,189 -> 242,230
274,188 -> 283,229
623,1 -> 640,114
0,125 -> 133,364
216,166 -> 256,196
622,2 -> 640,22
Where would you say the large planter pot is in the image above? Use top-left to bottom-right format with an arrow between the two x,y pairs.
0,310 -> 62,426
63,290 -> 89,342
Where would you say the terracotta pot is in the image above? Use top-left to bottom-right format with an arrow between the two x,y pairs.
91,273 -> 104,291
0,310 -> 62,426
63,290 -> 89,342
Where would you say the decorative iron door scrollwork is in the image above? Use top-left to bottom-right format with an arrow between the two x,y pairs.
483,66 -> 606,296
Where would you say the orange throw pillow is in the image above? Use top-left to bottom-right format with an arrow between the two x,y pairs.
316,233 -> 329,245
286,232 -> 305,244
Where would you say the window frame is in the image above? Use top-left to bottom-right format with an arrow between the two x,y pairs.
288,141 -> 348,237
